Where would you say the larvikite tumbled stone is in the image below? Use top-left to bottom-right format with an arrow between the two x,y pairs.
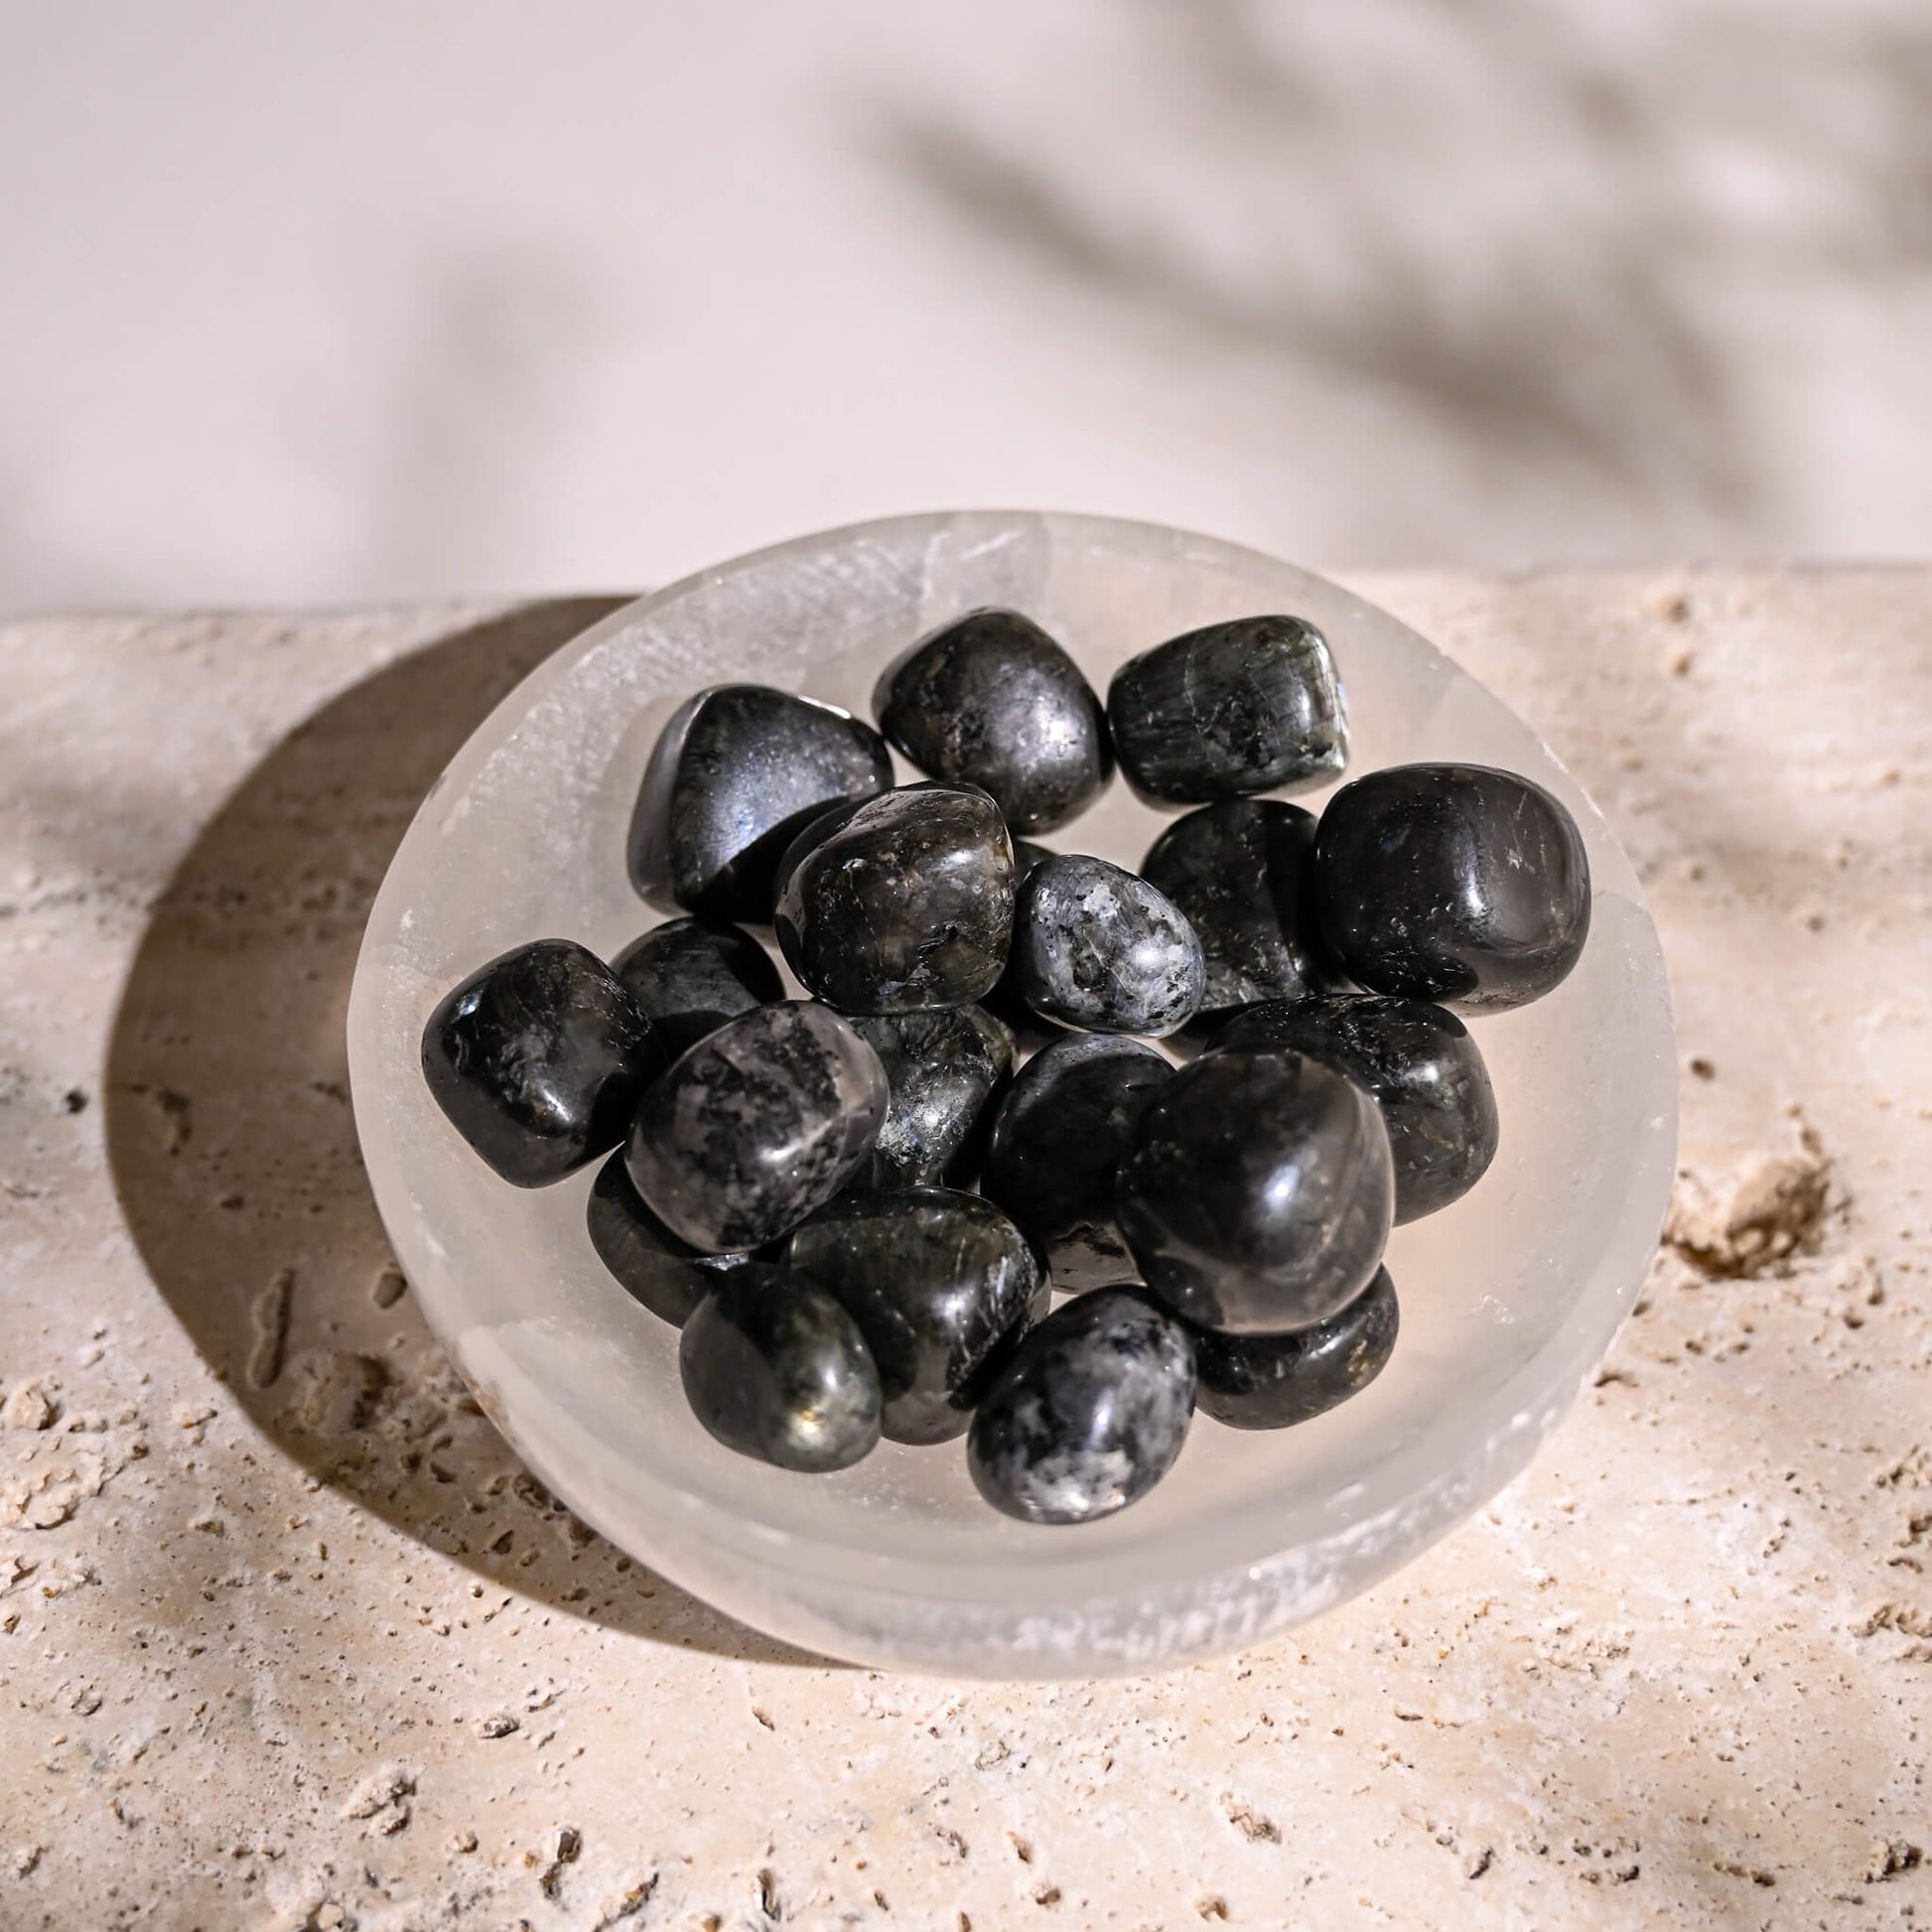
772,783 -> 1015,1013
979,1035 -> 1173,1295
1011,854 -> 1205,1036
421,938 -> 666,1187
1311,761 -> 1591,1013
1214,994 -> 1498,1222
849,1006 -> 1015,1189
1140,799 -> 1333,1018
787,1187 -> 1039,1444
873,608 -> 1112,834
679,1264 -> 882,1472
1107,615 -> 1348,804
628,684 -> 893,921
1193,1265 -> 1399,1430
1117,1047 -> 1394,1333
611,916 -> 783,1058
968,1287 -> 1196,1525
625,1001 -> 888,1252
586,1150 -> 763,1327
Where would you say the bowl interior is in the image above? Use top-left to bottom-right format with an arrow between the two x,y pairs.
346,510 -> 1676,1675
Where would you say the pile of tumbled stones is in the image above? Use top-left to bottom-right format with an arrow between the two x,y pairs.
421,608 -> 1591,1524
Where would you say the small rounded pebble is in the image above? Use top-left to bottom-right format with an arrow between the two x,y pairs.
873,608 -> 1112,834
1117,1047 -> 1394,1333
1213,993 -> 1498,1222
679,1264 -> 883,1472
772,783 -> 1015,1013
1107,615 -> 1348,804
611,917 -> 783,1058
1311,761 -> 1591,1012
625,1002 -> 888,1252
968,1287 -> 1197,1525
1011,854 -> 1205,1036
586,1150 -> 762,1326
849,1006 -> 1016,1189
1192,1266 -> 1399,1429
628,684 -> 893,920
421,938 -> 666,1187
787,1187 -> 1039,1444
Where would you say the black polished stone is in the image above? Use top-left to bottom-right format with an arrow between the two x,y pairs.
1011,854 -> 1205,1036
679,1264 -> 883,1472
979,1035 -> 1173,1295
421,938 -> 665,1187
967,1287 -> 1196,1525
873,608 -> 1112,834
625,1002 -> 888,1252
1117,1047 -> 1394,1333
1193,1266 -> 1399,1430
1107,615 -> 1348,805
1140,799 -> 1333,1017
1311,762 -> 1591,1013
772,783 -> 1015,1014
611,916 -> 783,1058
787,1187 -> 1039,1445
628,684 -> 894,921
586,1150 -> 762,1326
849,1006 -> 1016,1189
1213,994 -> 1498,1222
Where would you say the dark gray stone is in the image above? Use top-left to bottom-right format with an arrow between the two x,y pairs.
611,916 -> 783,1058
586,1150 -> 763,1326
1193,1266 -> 1399,1429
849,1006 -> 1015,1189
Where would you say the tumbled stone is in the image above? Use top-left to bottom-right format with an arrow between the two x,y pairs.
679,1264 -> 882,1472
625,1002 -> 887,1252
772,783 -> 1014,1013
586,1150 -> 763,1326
849,1006 -> 1015,1189
873,607 -> 1112,834
1192,1265 -> 1399,1429
1117,1047 -> 1393,1333
1107,615 -> 1348,804
1311,761 -> 1591,1013
967,1287 -> 1196,1525
1010,854 -> 1205,1036
627,684 -> 893,921
421,938 -> 665,1187
611,916 -> 783,1058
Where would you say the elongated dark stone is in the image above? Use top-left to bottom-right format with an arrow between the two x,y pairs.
772,783 -> 1014,1013
1193,1266 -> 1399,1429
849,1006 -> 1015,1189
628,685 -> 893,921
1011,854 -> 1205,1036
787,1187 -> 1039,1444
1140,799 -> 1332,1016
421,938 -> 665,1187
1117,1047 -> 1394,1333
1213,994 -> 1498,1221
979,1035 -> 1173,1294
586,1150 -> 762,1326
626,1002 -> 887,1252
1311,762 -> 1591,1013
1107,615 -> 1348,804
679,1264 -> 882,1472
873,608 -> 1112,834
968,1287 -> 1196,1524
611,917 -> 784,1058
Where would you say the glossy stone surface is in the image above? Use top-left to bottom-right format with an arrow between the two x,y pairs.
772,783 -> 1015,1013
1311,761 -> 1591,1013
873,608 -> 1112,834
787,1187 -> 1039,1444
1117,1047 -> 1394,1333
679,1264 -> 883,1472
586,1150 -> 761,1326
628,684 -> 893,921
1140,799 -> 1332,1016
1107,615 -> 1348,804
979,1035 -> 1173,1294
1193,1266 -> 1399,1430
968,1287 -> 1197,1525
1214,994 -> 1499,1222
611,916 -> 783,1058
1011,854 -> 1205,1036
421,938 -> 665,1187
849,1006 -> 1015,1189
625,1002 -> 888,1252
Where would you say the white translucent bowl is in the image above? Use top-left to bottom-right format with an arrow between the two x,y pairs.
346,511 -> 1676,1678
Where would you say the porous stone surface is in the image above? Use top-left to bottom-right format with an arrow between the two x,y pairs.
0,574 -> 1927,1928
